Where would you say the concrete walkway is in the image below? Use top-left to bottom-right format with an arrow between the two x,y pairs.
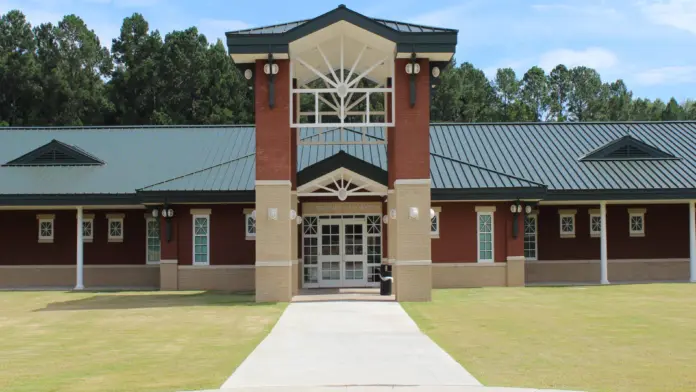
220,301 -> 481,390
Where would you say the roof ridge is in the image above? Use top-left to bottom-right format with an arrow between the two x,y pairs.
431,152 -> 546,187
138,152 -> 256,191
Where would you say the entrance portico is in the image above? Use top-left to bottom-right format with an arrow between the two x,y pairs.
227,5 -> 457,302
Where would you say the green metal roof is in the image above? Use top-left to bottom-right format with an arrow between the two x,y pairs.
3,122 -> 696,202
227,17 -> 456,35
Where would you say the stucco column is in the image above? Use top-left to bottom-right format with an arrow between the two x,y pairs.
506,205 -> 525,287
160,213 -> 179,290
75,206 -> 84,290
600,201 -> 609,284
291,192 -> 299,295
690,201 -> 696,283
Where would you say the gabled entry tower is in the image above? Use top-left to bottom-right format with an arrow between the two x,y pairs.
227,5 -> 457,302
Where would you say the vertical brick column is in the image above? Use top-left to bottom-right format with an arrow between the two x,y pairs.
159,214 -> 178,291
389,58 -> 432,302
255,59 -> 294,302
506,205 -> 526,287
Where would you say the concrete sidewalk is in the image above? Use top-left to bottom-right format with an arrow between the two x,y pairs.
219,301 -> 482,389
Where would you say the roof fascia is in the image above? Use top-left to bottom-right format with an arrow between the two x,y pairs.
432,187 -> 547,201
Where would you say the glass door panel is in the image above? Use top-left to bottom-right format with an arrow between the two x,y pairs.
318,221 -> 342,287
343,220 -> 367,286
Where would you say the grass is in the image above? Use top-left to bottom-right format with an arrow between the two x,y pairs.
402,284 -> 696,392
0,291 -> 287,392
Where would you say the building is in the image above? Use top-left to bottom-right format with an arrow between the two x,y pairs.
1,5 -> 695,301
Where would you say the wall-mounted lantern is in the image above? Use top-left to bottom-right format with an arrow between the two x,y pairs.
265,54 -> 278,109
389,209 -> 397,220
409,207 -> 419,220
405,52 -> 419,108
156,205 -> 175,243
383,214 -> 389,225
268,208 -> 278,221
510,201 -> 523,238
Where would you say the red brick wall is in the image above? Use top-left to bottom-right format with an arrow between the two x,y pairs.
538,204 -> 690,260
432,202 -> 514,263
389,58 -> 430,183
176,204 -> 255,266
255,59 -> 293,181
0,209 -> 146,265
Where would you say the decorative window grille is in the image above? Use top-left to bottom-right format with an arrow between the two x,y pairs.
146,218 -> 161,264
559,210 -> 576,238
108,217 -> 124,242
478,212 -> 494,262
193,215 -> 210,265
524,215 -> 537,260
629,209 -> 646,237
38,216 -> 54,243
245,213 -> 256,238
590,214 -> 601,238
83,218 -> 94,242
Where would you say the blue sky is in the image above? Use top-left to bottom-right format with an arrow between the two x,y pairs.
2,0 -> 695,101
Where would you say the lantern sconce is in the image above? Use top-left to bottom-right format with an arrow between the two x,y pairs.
244,69 -> 253,80
268,208 -> 278,221
389,208 -> 397,220
510,201 -> 523,239
409,207 -> 419,220
251,210 -> 256,220
159,205 -> 175,243
296,216 -> 303,225
264,53 -> 278,109
382,214 -> 389,224
429,208 -> 436,220
406,52 -> 418,108
289,209 -> 298,221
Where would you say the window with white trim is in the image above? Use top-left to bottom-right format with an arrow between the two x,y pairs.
589,212 -> 601,238
146,218 -> 161,264
82,217 -> 94,242
38,215 -> 54,243
430,207 -> 441,238
245,213 -> 256,238
524,214 -> 537,260
107,216 -> 124,242
559,210 -> 576,238
629,209 -> 646,237
477,211 -> 494,262
193,215 -> 210,265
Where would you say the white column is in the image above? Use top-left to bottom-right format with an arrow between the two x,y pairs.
75,206 -> 84,290
600,201 -> 609,285
690,201 -> 696,283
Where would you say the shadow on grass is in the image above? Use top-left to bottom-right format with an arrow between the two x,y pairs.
35,291 -> 277,312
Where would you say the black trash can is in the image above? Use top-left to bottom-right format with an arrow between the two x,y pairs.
380,264 -> 393,296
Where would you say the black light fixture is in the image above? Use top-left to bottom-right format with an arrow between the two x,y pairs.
264,53 -> 279,109
159,205 -> 175,243
510,200 -> 523,238
405,52 -> 420,107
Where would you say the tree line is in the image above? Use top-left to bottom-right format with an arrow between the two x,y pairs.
1,10 -> 695,127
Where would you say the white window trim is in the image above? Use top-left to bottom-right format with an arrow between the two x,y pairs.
628,208 -> 646,237
37,214 -> 55,244
145,217 -> 161,265
192,214 -> 210,266
243,208 -> 256,241
430,206 -> 442,239
559,209 -> 576,238
588,209 -> 601,238
477,211 -> 494,263
83,214 -> 94,243
524,213 -> 538,261
107,214 -> 125,243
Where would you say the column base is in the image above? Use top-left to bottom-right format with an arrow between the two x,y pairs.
73,284 -> 84,291
394,262 -> 432,302
256,263 -> 292,302
160,260 -> 179,291
506,256 -> 525,287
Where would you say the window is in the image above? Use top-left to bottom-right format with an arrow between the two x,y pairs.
430,206 -> 441,238
82,215 -> 94,242
146,218 -> 160,264
107,214 -> 124,242
589,210 -> 601,238
524,214 -> 537,260
366,215 -> 382,284
477,211 -> 494,262
193,215 -> 210,265
302,216 -> 319,284
559,209 -> 576,238
37,214 -> 54,243
629,208 -> 646,237
245,211 -> 256,239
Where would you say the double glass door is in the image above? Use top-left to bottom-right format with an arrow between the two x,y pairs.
317,218 -> 366,287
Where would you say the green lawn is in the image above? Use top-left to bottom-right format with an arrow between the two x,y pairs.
0,291 -> 286,392
403,285 -> 696,392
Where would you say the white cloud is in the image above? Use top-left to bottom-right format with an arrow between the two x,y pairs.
539,47 -> 619,72
633,65 -> 696,85
640,0 -> 696,34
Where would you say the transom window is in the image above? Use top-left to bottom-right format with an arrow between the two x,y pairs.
108,216 -> 124,242
524,214 -> 537,260
193,215 -> 210,265
37,215 -> 54,243
629,209 -> 646,237
82,217 -> 94,242
559,210 -> 576,238
477,212 -> 494,262
146,218 -> 160,264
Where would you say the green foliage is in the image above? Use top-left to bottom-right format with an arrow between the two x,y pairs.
0,9 -> 694,126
